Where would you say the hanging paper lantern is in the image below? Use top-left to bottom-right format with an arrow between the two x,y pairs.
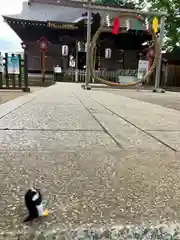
126,19 -> 130,31
112,17 -> 120,35
152,16 -> 158,33
105,48 -> 111,59
62,45 -> 69,56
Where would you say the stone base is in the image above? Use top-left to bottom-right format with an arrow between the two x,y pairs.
22,87 -> 31,92
152,88 -> 165,93
81,84 -> 92,90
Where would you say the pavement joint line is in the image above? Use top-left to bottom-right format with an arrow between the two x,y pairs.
0,96 -> 36,120
0,149 -> 124,153
0,128 -> 104,132
86,94 -> 177,152
146,129 -> 180,132
72,92 -> 123,150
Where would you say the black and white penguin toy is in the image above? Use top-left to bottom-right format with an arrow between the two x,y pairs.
24,188 -> 48,222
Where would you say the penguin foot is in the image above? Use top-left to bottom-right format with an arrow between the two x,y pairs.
23,215 -> 36,222
43,210 -> 49,217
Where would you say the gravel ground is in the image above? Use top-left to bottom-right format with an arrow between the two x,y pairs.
0,83 -> 180,239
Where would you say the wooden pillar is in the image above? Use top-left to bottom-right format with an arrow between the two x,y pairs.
4,53 -> 9,88
41,50 -> 46,82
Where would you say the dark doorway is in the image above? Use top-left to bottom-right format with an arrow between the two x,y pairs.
77,52 -> 86,69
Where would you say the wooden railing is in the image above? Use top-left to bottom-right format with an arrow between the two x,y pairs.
64,69 -> 138,82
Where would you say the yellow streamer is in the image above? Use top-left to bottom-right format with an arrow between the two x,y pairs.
152,16 -> 158,33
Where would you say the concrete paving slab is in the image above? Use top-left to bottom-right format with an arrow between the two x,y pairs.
1,83 -> 180,238
0,94 -> 36,119
102,89 -> 180,111
0,103 -> 102,130
87,91 -> 180,131
74,91 -> 170,151
146,130 -> 180,151
0,130 -> 117,151
0,150 -> 180,234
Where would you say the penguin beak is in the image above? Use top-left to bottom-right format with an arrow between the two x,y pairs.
43,210 -> 49,217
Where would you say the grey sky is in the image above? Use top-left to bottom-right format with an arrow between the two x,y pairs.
0,0 -> 25,52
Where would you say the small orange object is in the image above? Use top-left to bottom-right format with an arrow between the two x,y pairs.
43,210 -> 49,217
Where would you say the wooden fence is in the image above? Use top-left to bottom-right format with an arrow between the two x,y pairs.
63,69 -> 138,83
164,64 -> 180,87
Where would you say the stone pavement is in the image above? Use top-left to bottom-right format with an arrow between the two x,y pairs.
1,83 -> 180,238
99,88 -> 180,111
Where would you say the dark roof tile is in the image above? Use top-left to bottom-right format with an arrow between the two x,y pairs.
3,1 -> 147,31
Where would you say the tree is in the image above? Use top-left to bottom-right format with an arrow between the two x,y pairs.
95,0 -> 180,51
138,0 -> 180,51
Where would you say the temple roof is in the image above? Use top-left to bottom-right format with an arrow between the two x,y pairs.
3,1 -> 148,31
3,1 -> 85,22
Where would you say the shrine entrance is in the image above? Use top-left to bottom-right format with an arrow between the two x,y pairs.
77,52 -> 86,70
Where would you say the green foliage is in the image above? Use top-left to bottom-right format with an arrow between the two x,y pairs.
138,0 -> 180,51
95,0 -> 180,50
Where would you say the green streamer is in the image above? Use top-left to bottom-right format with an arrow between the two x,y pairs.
135,19 -> 140,34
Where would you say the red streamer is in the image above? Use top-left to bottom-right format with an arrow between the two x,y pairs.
112,17 -> 120,35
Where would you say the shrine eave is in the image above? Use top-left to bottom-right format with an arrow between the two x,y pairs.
3,16 -> 79,30
3,16 -> 151,35
2,1 -> 149,31
3,15 -> 47,26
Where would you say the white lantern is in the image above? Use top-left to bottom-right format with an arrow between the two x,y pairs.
62,45 -> 69,56
105,48 -> 111,59
126,19 -> 130,31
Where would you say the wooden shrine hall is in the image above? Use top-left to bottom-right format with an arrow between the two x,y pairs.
2,0 -> 152,76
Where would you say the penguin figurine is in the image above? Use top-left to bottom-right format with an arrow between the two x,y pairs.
24,188 -> 48,222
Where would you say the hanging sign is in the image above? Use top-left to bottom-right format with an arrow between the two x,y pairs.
54,66 -> 62,73
152,16 -> 158,33
0,55 -> 3,73
137,60 -> 149,79
48,22 -> 77,29
8,55 -> 20,74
